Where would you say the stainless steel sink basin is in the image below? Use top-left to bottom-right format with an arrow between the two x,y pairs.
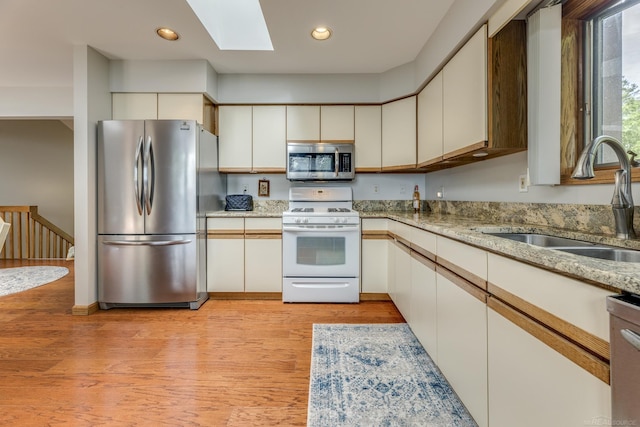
556,247 -> 640,263
485,232 -> 640,262
485,233 -> 595,248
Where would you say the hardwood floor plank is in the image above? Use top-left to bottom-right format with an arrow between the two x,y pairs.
0,259 -> 404,426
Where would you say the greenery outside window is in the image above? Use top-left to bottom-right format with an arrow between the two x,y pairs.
589,0 -> 640,165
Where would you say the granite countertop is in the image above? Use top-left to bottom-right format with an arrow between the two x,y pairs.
207,210 -> 284,218
365,211 -> 640,295
206,208 -> 640,294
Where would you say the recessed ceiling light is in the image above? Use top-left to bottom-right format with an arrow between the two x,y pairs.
156,27 -> 180,41
473,152 -> 489,158
311,27 -> 332,41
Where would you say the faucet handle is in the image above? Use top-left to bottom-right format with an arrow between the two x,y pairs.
627,150 -> 639,167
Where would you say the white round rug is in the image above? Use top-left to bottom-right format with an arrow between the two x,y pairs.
0,266 -> 69,297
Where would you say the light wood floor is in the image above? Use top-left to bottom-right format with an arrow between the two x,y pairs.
0,260 -> 404,426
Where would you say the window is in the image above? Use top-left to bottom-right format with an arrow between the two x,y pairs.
588,0 -> 640,165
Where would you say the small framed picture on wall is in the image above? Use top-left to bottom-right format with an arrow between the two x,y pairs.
258,179 -> 270,197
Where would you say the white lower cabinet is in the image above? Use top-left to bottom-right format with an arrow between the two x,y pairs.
361,219 -> 389,294
409,252 -> 438,362
244,218 -> 282,292
207,218 -> 245,292
393,240 -> 412,323
436,269 -> 488,427
207,217 -> 282,293
488,305 -> 611,427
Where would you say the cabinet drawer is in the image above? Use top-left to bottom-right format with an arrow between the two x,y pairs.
411,227 -> 436,261
207,218 -> 244,233
437,236 -> 487,289
361,218 -> 388,231
488,253 -> 613,349
244,217 -> 282,233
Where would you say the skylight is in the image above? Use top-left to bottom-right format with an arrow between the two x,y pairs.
185,0 -> 273,51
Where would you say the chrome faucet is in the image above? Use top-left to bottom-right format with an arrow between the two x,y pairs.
572,135 -> 636,239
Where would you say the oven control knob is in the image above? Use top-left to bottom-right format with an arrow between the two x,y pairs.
303,218 -> 309,223
341,218 -> 348,223
295,218 -> 301,224
333,217 -> 340,223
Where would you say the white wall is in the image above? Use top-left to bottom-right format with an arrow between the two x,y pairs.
227,173 -> 426,201
424,151 -> 633,205
73,45 -> 112,308
0,120 -> 74,233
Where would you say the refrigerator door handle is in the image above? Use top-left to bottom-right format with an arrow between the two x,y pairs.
102,239 -> 193,247
143,135 -> 154,215
134,136 -> 144,215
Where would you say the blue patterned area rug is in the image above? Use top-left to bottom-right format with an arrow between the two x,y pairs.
308,323 -> 477,427
0,266 -> 69,297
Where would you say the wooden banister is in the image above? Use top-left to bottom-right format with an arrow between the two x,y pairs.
0,206 -> 74,260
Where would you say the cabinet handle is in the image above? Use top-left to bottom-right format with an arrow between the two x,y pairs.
621,328 -> 640,351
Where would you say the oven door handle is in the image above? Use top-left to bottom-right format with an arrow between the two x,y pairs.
291,282 -> 351,289
283,226 -> 360,232
335,147 -> 339,178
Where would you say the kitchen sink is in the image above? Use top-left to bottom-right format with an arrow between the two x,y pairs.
555,247 -> 640,263
485,232 -> 640,263
484,233 -> 595,248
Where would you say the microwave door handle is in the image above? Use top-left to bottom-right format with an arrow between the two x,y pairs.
335,148 -> 339,178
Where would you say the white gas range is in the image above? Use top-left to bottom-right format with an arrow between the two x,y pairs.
282,187 -> 360,303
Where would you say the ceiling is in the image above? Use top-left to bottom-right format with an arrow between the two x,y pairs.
0,0 -> 456,88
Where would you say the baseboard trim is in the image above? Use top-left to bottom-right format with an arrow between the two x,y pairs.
72,302 -> 100,315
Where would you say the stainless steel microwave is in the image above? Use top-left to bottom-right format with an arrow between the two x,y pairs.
286,142 -> 355,181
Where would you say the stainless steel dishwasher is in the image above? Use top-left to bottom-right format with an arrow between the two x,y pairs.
607,293 -> 640,425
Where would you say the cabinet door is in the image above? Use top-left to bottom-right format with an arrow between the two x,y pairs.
361,239 -> 389,293
443,24 -> 488,157
382,96 -> 417,170
253,106 -> 286,172
354,105 -> 382,171
287,105 -> 320,141
417,71 -> 443,167
157,94 -> 204,124
207,218 -> 245,292
112,93 -> 157,120
320,105 -> 354,140
244,218 -> 282,292
218,106 -> 252,172
488,307 -> 611,427
437,271 -> 488,427
393,240 -> 412,322
410,252 -> 438,362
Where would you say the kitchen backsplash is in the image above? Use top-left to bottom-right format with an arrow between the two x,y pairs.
250,199 -> 634,237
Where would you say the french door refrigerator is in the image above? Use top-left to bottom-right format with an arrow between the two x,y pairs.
97,120 -> 225,309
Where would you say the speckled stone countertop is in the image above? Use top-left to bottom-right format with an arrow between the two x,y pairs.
364,211 -> 640,295
206,202 -> 640,295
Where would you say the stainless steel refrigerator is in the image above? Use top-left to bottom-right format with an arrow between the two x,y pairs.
97,120 -> 226,309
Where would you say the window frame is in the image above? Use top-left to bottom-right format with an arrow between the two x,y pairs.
560,0 -> 640,185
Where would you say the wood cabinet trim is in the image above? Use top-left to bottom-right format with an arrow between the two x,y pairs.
381,164 -> 417,172
356,167 -> 383,173
442,141 -> 488,160
411,250 -> 436,271
410,243 -> 436,262
436,256 -> 488,291
488,282 -> 610,362
437,265 -> 488,303
488,297 -> 610,384
207,232 -> 245,239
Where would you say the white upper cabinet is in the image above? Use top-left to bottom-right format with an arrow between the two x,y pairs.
219,105 -> 286,173
112,93 -> 157,120
287,105 -> 320,141
252,106 -> 286,172
443,24 -> 488,157
320,105 -> 354,140
218,105 -> 253,172
157,94 -> 205,124
382,96 -> 417,170
354,105 -> 382,171
417,70 -> 444,167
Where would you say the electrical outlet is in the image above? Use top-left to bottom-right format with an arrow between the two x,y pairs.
436,186 -> 444,199
373,185 -> 379,194
518,175 -> 528,193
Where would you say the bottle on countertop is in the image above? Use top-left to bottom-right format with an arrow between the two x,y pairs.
413,185 -> 421,213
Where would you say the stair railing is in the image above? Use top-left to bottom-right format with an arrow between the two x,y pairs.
0,206 -> 74,259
